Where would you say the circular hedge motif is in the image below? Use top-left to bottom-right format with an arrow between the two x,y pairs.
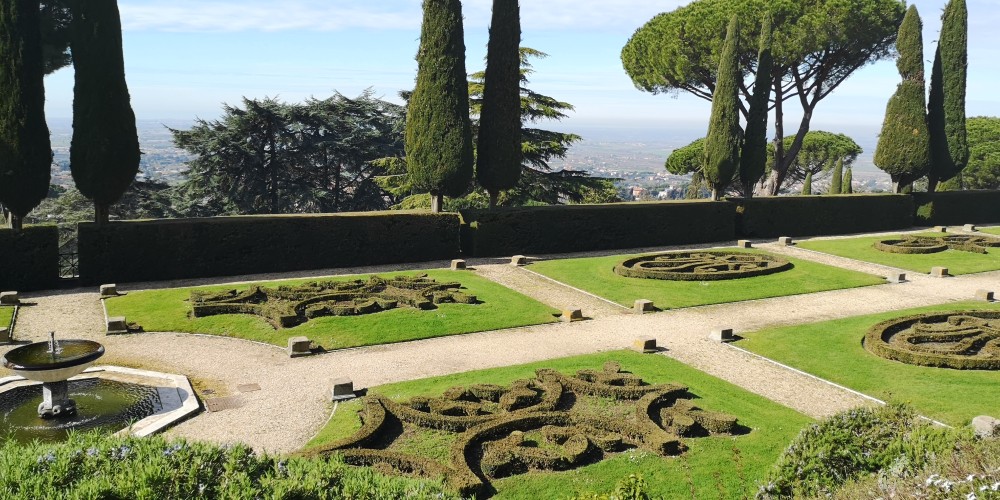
874,235 -> 1000,255
614,251 -> 792,281
865,311 -> 1000,370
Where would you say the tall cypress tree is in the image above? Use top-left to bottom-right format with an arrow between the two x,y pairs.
69,0 -> 140,224
829,159 -> 843,195
703,15 -> 742,201
739,14 -> 772,199
843,167 -> 853,194
405,0 -> 474,213
801,171 -> 813,195
874,5 -> 930,193
926,0 -> 968,192
476,0 -> 521,210
0,0 -> 51,232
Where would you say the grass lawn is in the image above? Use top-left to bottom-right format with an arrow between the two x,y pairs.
105,270 -> 558,350
798,233 -> 1000,275
982,227 -> 1000,236
305,351 -> 812,499
526,249 -> 884,309
1,306 -> 13,330
736,301 -> 1000,426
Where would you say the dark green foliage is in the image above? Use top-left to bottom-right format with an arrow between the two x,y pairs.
927,0 -> 969,191
801,172 -> 812,195
740,15 -> 772,198
865,310 -> 1000,370
615,251 -> 791,281
734,195 -> 914,238
829,159 -> 843,195
69,0 -> 140,222
475,0 -> 521,207
771,131 -> 862,186
702,15 -> 742,200
843,167 -> 853,193
460,201 -> 736,257
874,6 -> 929,192
39,1 -> 70,75
405,0 -> 474,204
913,190 -> 1000,225
961,116 -> 1000,189
0,225 -> 58,291
665,138 -> 704,175
77,213 -> 461,284
567,474 -> 653,500
0,0 -> 51,228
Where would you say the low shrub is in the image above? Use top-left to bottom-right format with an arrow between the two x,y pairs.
864,310 -> 1000,370
733,194 -> 914,238
0,226 -> 59,292
914,190 -> 1000,226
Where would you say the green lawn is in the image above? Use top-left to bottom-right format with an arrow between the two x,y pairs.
982,227 -> 1000,236
736,301 -> 1000,426
105,270 -> 558,350
527,249 -> 884,309
1,306 -> 13,330
798,233 -> 1000,275
305,351 -> 811,499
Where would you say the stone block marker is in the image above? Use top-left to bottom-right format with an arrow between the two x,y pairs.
736,240 -> 752,248
560,308 -> 584,323
0,327 -> 9,344
887,273 -> 907,284
0,291 -> 19,306
777,236 -> 794,246
976,289 -> 996,302
964,224 -> 978,232
331,378 -> 357,401
106,316 -> 128,335
933,226 -> 948,233
99,284 -> 120,297
930,267 -> 950,278
511,255 -> 528,266
633,299 -> 655,314
709,328 -> 735,343
972,415 -> 1000,438
631,337 -> 658,354
287,336 -> 312,358
450,259 -> 467,271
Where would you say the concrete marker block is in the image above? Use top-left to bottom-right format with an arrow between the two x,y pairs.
106,316 -> 128,335
287,336 -> 312,358
0,291 -> 19,306
964,224 -> 978,232
100,284 -> 120,297
631,337 -> 657,353
450,259 -> 467,271
976,289 -> 995,302
933,226 -> 948,233
560,308 -> 583,323
931,267 -> 950,278
709,328 -> 735,343
511,255 -> 528,266
330,378 -> 357,401
736,240 -> 753,248
972,415 -> 1000,438
887,273 -> 907,284
777,236 -> 794,246
633,299 -> 655,314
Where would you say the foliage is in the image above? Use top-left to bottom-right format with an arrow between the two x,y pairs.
665,138 -> 704,175
622,0 -> 905,194
757,404 -> 956,499
0,432 -> 456,499
927,0 -> 969,191
476,0 -> 522,207
735,195 -> 913,238
740,14 -> 773,198
801,172 -> 812,195
172,92 -> 404,215
771,131 -> 862,186
959,116 -> 1000,189
702,16 -> 742,200
843,167 -> 853,193
405,0 -> 474,207
829,159 -> 843,194
874,5 -> 930,192
913,190 -> 1000,226
0,0 -> 51,229
799,232 -> 1000,275
0,225 -> 59,292
566,474 -> 653,500
69,0 -> 141,223
27,181 -> 182,225
39,1 -> 71,75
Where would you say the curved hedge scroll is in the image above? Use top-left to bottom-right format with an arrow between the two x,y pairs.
190,275 -> 477,328
614,251 -> 792,281
865,311 -> 1000,370
874,235 -> 1000,255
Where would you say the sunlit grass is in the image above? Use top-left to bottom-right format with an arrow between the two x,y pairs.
798,233 -> 1000,275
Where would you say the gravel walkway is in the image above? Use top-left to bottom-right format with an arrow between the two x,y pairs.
2,234 -> 997,453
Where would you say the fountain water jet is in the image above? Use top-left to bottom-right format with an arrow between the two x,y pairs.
2,332 -> 104,418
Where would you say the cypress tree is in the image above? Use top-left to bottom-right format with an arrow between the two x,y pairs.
843,167 -> 853,194
0,0 -> 51,232
829,159 -> 843,195
405,0 -> 474,213
739,14 -> 773,199
69,0 -> 140,224
926,0 -> 968,192
702,15 -> 742,201
801,171 -> 812,195
873,5 -> 930,193
476,0 -> 521,210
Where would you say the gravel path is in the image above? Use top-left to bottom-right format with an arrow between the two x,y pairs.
2,234 -> 997,453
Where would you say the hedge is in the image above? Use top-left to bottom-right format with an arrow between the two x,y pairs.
77,212 -> 461,284
0,225 -> 59,291
733,194 -> 914,238
913,190 -> 1000,226
460,201 -> 735,257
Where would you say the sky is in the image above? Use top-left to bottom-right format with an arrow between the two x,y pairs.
42,0 -> 1000,144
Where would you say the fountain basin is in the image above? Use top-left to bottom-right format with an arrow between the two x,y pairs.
2,340 -> 104,383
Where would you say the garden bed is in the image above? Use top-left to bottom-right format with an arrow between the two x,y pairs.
798,233 -> 1000,275
1,307 -> 13,331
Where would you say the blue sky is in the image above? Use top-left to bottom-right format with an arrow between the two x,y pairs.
42,0 -> 1000,143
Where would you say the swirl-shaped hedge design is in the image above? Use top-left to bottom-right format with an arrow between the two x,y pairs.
874,235 -> 1000,255
303,362 -> 743,497
614,251 -> 792,281
864,311 -> 1000,370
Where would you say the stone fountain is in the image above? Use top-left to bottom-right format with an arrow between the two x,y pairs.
2,332 -> 104,418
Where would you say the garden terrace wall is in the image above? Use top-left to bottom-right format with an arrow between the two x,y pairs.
77,212 -> 460,284
912,190 -> 1000,226
734,195 -> 914,238
460,201 -> 735,257
0,226 -> 59,291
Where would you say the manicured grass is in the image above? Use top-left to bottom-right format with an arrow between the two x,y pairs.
798,233 -> 1000,275
105,270 -> 558,350
306,351 -> 812,499
527,249 -> 884,308
982,227 -> 1000,236
0,306 -> 12,331
736,301 -> 1000,426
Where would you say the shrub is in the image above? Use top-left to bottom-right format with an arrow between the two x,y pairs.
733,195 -> 914,238
0,225 -> 59,291
913,190 -> 1000,225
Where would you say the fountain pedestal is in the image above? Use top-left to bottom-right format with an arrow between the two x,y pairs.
2,333 -> 104,418
39,381 -> 77,418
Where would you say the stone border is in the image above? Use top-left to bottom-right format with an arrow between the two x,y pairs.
0,365 -> 200,438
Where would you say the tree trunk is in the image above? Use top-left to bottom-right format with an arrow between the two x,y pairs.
9,213 -> 22,232
765,78 -> 785,196
488,190 -> 499,209
711,187 -> 720,201
95,202 -> 110,225
430,192 -> 444,213
926,176 -> 939,194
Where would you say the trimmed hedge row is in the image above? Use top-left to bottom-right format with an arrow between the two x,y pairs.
77,212 -> 461,284
613,251 -> 792,281
733,194 -> 914,238
0,226 -> 59,292
864,310 -> 1000,370
913,190 -> 1000,226
460,200 -> 735,257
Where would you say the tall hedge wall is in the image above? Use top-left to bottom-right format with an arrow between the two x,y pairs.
0,225 -> 59,291
912,190 -> 1000,226
734,195 -> 914,238
460,201 -> 735,257
77,212 -> 461,284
